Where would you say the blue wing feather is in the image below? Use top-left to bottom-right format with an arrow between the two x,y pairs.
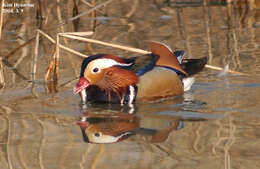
174,50 -> 185,64
129,54 -> 159,76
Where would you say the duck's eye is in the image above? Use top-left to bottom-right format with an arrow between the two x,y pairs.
94,132 -> 101,137
92,67 -> 99,73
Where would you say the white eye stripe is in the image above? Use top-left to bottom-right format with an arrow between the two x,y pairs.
90,58 -> 132,70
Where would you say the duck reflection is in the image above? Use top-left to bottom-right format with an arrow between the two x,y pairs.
77,113 -> 138,144
77,112 -> 183,144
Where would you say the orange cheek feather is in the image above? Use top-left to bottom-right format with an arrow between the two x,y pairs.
84,70 -> 104,85
105,67 -> 138,89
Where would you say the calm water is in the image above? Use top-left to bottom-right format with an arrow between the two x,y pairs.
0,0 -> 260,169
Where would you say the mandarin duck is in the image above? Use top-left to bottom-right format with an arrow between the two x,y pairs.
73,42 -> 207,105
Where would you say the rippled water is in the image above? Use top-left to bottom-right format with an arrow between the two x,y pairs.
0,1 -> 260,169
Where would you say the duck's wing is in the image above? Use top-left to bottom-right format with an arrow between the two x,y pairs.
149,41 -> 187,76
127,54 -> 159,76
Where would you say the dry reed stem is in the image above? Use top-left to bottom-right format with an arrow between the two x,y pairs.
204,65 -> 247,75
55,0 -> 63,82
0,57 -> 5,89
45,53 -> 55,81
72,0 -> 80,32
59,35 -> 248,75
36,29 -> 91,81
12,24 -> 28,83
58,32 -> 93,36
227,3 -> 240,71
4,38 -> 34,60
80,0 -> 104,14
69,0 -> 113,21
13,45 -> 28,68
90,0 -> 96,31
37,30 -> 89,57
81,0 -> 92,6
43,3 -> 55,26
0,115 -> 7,141
176,8 -> 193,58
59,44 -> 89,57
1,59 -> 28,80
37,29 -> 55,43
57,0 -> 80,79
54,34 -> 59,82
30,31 -> 40,97
36,0 -> 46,20
125,0 -> 138,18
32,30 -> 40,81
42,0 -> 109,31
59,34 -> 150,54
59,78 -> 78,87
203,0 -> 213,63
0,0 -> 4,39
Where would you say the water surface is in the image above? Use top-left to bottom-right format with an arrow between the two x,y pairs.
0,1 -> 260,169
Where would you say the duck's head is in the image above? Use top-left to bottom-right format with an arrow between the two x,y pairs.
73,54 -> 138,95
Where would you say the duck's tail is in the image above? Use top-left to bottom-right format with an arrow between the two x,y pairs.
174,50 -> 208,91
173,50 -> 208,77
181,57 -> 208,77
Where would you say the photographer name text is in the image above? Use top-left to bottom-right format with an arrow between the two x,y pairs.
3,3 -> 35,14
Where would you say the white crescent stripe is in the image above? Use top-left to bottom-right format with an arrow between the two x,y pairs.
91,58 -> 132,69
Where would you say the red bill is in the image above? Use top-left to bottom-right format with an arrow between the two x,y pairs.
73,77 -> 90,95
